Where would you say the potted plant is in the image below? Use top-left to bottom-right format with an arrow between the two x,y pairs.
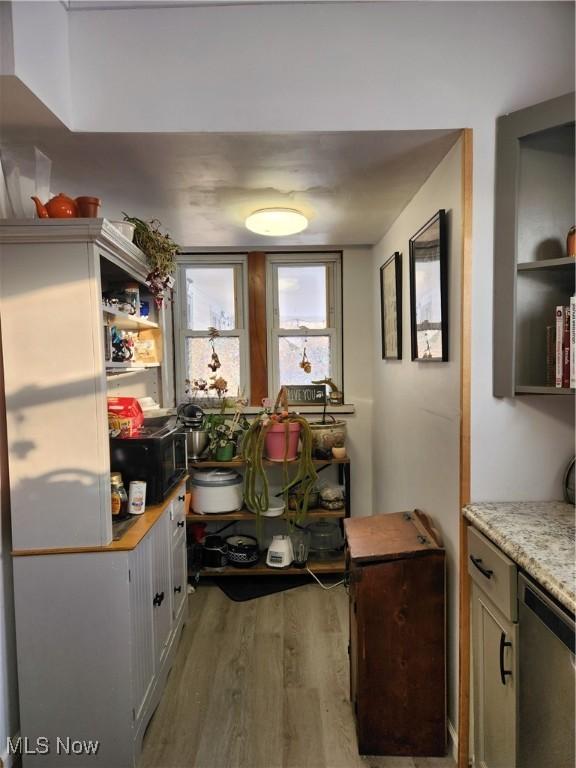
206,406 -> 250,461
121,214 -> 179,308
242,387 -> 318,532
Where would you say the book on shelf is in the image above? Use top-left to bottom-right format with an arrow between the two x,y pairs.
569,296 -> 576,387
546,325 -> 556,387
554,303 -> 573,389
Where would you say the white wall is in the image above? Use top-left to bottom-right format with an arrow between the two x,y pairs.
63,0 -> 576,500
372,136 -> 462,732
9,0 -> 71,125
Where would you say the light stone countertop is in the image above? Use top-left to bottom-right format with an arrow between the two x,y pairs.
463,501 -> 575,614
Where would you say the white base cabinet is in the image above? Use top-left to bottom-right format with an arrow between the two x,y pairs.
12,485 -> 188,768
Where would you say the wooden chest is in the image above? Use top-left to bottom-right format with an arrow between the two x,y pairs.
344,510 -> 446,756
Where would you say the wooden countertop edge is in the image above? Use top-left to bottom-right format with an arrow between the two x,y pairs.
12,477 -> 188,557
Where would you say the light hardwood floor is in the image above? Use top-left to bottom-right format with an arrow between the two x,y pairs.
139,583 -> 455,768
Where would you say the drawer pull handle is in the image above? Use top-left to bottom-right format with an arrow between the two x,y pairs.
178,495 -> 185,501
177,520 -> 185,528
499,632 -> 512,685
174,585 -> 182,594
470,555 -> 494,579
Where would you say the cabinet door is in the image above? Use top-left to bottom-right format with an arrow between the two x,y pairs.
170,483 -> 187,540
151,512 -> 172,666
472,582 -> 518,768
172,532 -> 187,622
129,535 -> 155,724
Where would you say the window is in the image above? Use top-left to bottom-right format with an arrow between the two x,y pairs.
175,252 -> 342,404
175,258 -> 249,401
268,254 -> 342,395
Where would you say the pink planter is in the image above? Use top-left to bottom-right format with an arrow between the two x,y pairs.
265,421 -> 301,462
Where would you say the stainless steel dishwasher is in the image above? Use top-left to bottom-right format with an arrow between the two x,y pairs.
518,573 -> 575,768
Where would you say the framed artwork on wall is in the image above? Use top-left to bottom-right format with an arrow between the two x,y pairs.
409,209 -> 448,362
380,252 -> 402,360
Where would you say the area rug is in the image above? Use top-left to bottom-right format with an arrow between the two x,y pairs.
213,574 -> 310,602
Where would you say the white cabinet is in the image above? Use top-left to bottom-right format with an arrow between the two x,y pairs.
471,583 -> 518,768
12,487 -> 188,768
469,527 -> 518,768
0,219 -> 169,551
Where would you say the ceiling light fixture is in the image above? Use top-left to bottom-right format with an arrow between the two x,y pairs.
245,208 -> 308,237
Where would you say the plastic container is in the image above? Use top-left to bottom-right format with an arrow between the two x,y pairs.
128,480 -> 146,515
265,421 -> 301,461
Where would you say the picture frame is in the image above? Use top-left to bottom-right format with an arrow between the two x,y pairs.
380,252 -> 402,359
409,209 -> 448,362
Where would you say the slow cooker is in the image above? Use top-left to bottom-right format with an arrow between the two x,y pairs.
191,469 -> 243,514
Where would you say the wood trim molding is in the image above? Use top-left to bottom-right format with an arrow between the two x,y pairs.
458,128 -> 473,768
247,252 -> 268,405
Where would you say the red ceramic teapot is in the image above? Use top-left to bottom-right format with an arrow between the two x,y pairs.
31,193 -> 78,218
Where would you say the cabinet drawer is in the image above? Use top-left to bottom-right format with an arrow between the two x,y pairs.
468,526 -> 517,621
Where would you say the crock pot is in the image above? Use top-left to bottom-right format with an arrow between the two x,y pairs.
202,535 -> 228,568
226,535 -> 259,567
191,469 -> 243,514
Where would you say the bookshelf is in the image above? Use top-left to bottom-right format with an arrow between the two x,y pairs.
493,92 -> 575,396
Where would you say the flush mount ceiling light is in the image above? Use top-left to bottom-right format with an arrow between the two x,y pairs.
245,208 -> 308,237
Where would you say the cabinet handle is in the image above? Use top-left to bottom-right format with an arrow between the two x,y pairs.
470,555 -> 494,579
178,495 -> 185,501
153,592 -> 162,606
499,632 -> 512,685
174,585 -> 182,594
177,520 -> 185,528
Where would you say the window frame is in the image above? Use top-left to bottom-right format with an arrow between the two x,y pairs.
266,252 -> 343,397
174,255 -> 250,403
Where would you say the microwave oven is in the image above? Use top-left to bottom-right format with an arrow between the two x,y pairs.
110,426 -> 187,505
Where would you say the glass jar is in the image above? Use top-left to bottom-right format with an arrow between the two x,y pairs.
110,472 -> 128,518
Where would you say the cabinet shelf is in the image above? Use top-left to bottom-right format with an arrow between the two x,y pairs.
201,554 -> 345,577
517,257 -> 575,272
515,385 -> 575,395
189,457 -> 350,468
106,361 -> 160,372
187,507 -> 345,522
102,305 -> 159,330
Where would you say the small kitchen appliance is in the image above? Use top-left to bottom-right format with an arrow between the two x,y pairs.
190,469 -> 243,514
177,403 -> 208,459
266,534 -> 294,568
110,424 -> 187,505
226,535 -> 259,567
202,535 -> 228,569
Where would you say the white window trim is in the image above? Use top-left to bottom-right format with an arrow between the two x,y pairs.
266,252 -> 342,397
174,255 -> 250,403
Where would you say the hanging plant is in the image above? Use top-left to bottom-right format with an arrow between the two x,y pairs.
122,214 -> 179,308
242,387 -> 317,542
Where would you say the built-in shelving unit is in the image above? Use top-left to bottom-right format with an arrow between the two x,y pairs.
493,92 -> 575,397
203,555 -> 346,577
188,455 -> 351,577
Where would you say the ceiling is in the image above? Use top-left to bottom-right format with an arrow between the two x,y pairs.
0,78 -> 460,248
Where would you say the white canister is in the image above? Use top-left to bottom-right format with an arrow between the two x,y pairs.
128,481 -> 147,515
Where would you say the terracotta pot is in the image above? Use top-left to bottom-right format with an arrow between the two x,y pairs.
76,196 -> 101,217
567,226 -> 576,258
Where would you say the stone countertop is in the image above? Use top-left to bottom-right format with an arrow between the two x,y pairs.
463,501 -> 575,614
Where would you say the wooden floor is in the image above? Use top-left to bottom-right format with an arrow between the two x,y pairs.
139,583 -> 455,768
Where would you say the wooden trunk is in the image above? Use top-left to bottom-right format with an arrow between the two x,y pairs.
345,511 -> 446,757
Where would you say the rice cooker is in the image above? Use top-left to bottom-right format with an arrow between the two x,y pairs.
191,469 -> 243,514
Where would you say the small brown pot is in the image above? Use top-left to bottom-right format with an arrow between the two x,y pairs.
76,196 -> 101,217
567,226 -> 576,258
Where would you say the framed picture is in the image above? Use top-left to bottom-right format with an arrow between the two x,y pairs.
409,209 -> 448,362
380,252 -> 402,359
